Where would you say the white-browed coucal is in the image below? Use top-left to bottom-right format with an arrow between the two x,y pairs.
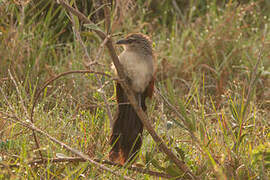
109,33 -> 155,165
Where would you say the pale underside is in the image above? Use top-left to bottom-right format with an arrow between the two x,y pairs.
113,50 -> 154,93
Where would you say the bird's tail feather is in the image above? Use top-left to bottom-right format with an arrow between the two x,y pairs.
109,83 -> 145,164
109,101 -> 143,164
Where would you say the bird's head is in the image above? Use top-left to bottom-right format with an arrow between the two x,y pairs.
116,33 -> 153,55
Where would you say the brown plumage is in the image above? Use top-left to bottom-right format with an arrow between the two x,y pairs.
109,33 -> 155,165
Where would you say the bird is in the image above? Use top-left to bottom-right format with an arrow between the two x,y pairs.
109,33 -> 155,165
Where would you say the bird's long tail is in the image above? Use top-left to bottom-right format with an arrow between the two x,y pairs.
109,83 -> 147,165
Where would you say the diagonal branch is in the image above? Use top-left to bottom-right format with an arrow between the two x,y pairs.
4,157 -> 172,179
106,40 -> 197,179
56,0 -> 197,179
0,112 -> 133,180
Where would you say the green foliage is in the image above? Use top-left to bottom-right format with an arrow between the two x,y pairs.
0,0 -> 269,179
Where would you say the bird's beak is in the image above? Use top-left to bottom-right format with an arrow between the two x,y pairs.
116,39 -> 129,45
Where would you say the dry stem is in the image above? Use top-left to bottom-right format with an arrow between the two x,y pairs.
0,112 -> 133,180
56,0 -> 197,179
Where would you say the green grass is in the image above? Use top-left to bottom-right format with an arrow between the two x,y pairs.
0,0 -> 270,179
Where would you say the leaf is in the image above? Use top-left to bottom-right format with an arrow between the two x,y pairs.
56,153 -> 68,158
165,164 -> 183,177
145,151 -> 151,164
178,99 -> 194,132
264,155 -> 270,162
238,133 -> 247,145
84,24 -> 102,32
265,163 -> 270,169
263,152 -> 270,161
151,159 -> 165,171
175,147 -> 185,161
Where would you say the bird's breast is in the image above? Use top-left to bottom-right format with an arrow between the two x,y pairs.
119,51 -> 154,93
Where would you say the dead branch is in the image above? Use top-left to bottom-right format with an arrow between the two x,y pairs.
55,0 -> 197,179
0,112 -> 133,180
3,157 -> 173,179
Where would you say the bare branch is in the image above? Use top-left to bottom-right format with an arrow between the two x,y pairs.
56,0 -> 106,39
4,157 -> 173,179
55,1 -> 197,179
0,112 -> 133,180
105,34 -> 198,180
102,0 -> 111,34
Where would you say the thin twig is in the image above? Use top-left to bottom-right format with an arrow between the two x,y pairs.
0,77 -> 9,82
0,112 -> 133,180
56,0 -> 106,39
103,0 -> 111,34
69,9 -> 114,126
8,70 -> 29,119
0,87 -> 16,113
8,70 -> 43,161
30,70 -> 111,124
3,157 -> 172,179
155,87 -> 210,157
